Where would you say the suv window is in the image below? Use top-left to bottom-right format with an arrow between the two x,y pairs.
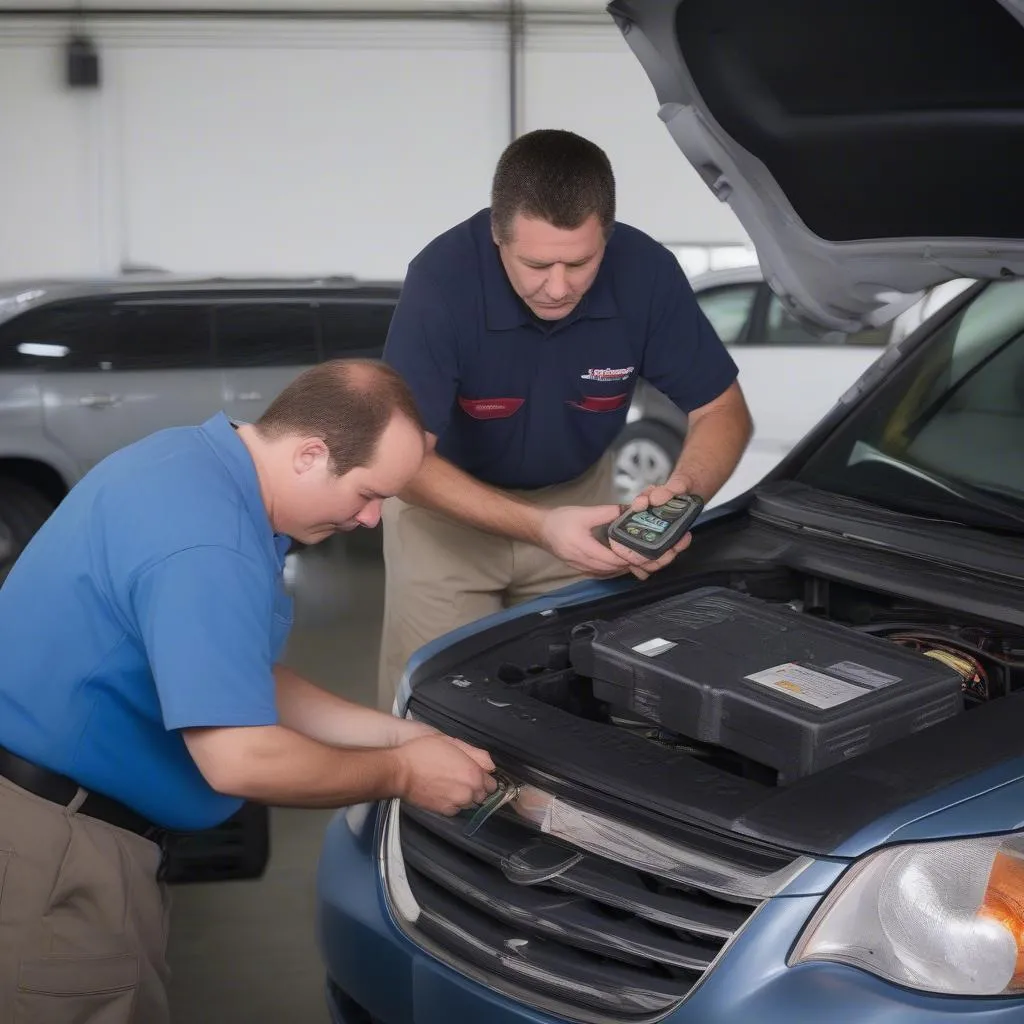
320,302 -> 395,358
111,302 -> 213,370
0,300 -> 212,372
215,303 -> 318,367
695,284 -> 758,344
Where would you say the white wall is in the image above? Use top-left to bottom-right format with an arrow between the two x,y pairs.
1,44 -> 111,275
522,20 -> 744,245
116,21 -> 510,278
0,3 -> 747,281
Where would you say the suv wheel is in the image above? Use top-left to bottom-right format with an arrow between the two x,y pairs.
0,480 -> 56,583
611,421 -> 683,504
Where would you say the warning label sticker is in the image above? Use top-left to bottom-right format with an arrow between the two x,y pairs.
632,637 -> 677,657
745,662 -> 869,710
827,661 -> 900,689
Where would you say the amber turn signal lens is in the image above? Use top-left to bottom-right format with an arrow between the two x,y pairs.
980,850 -> 1024,990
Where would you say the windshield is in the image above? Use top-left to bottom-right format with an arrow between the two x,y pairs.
797,279 -> 1024,532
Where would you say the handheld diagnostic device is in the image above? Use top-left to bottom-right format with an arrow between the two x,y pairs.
607,494 -> 704,557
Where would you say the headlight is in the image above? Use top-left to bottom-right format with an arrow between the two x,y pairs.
791,832 -> 1024,995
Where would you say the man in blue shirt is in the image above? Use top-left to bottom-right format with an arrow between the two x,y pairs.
378,129 -> 753,709
0,360 -> 495,1024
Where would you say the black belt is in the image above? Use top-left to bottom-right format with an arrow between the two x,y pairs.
0,744 -> 169,846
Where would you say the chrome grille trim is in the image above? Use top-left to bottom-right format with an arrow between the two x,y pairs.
381,777 -> 808,1023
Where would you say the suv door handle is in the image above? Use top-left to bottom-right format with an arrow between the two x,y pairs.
79,393 -> 121,408
237,391 -> 263,401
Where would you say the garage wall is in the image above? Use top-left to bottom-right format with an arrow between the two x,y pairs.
116,20 -> 510,278
1,42 -> 111,275
521,19 -> 744,247
0,2 -> 747,281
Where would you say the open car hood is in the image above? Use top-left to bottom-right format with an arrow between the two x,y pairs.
609,0 -> 1024,330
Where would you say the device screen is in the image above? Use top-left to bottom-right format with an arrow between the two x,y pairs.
629,511 -> 669,533
619,510 -> 670,544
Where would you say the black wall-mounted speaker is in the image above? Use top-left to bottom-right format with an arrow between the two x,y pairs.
66,35 -> 101,89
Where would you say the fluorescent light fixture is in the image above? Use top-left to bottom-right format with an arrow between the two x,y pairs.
18,343 -> 69,358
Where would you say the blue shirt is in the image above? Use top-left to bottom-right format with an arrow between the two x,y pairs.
0,413 -> 292,831
383,208 -> 738,490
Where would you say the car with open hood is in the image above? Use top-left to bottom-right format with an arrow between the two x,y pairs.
314,2 -> 1024,1022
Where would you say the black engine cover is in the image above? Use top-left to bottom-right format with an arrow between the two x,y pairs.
569,587 -> 963,783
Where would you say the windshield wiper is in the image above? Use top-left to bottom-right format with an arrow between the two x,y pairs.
953,481 -> 1024,532
847,443 -> 1024,532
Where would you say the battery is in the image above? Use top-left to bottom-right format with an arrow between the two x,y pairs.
568,586 -> 964,783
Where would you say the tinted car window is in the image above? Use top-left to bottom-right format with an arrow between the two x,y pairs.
0,300 -> 211,372
215,303 -> 318,367
694,284 -> 758,344
111,302 -> 212,370
321,302 -> 395,358
0,302 -> 110,371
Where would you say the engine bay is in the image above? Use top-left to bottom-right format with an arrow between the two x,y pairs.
438,568 -> 1024,790
569,587 -> 966,785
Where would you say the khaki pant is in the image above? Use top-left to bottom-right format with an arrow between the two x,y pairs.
377,456 -> 615,711
0,775 -> 171,1024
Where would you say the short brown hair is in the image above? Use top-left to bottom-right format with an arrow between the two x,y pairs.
490,129 -> 616,244
256,359 -> 423,475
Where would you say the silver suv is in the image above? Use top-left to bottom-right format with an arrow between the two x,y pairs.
0,275 -> 401,575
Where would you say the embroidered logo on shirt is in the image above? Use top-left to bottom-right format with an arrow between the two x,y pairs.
580,366 -> 635,382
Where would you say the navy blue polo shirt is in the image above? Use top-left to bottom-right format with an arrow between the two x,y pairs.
0,414 -> 291,831
383,208 -> 738,490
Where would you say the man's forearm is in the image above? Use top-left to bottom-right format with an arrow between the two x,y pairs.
671,386 -> 753,500
184,724 -> 407,808
274,665 -> 434,746
399,451 -> 546,544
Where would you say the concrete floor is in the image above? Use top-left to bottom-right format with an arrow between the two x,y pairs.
167,528 -> 385,1024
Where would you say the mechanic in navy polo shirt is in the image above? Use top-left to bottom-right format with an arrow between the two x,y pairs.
0,360 -> 495,1024
378,130 -> 753,709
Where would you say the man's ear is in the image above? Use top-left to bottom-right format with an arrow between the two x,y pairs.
293,437 -> 329,475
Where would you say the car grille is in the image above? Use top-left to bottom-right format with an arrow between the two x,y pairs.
382,781 -> 807,1023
